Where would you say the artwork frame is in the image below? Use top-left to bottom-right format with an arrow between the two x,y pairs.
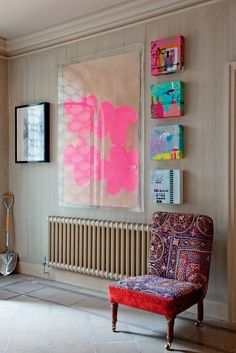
15,102 -> 50,163
58,46 -> 144,210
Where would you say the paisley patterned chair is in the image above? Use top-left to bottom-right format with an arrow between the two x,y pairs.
108,212 -> 214,350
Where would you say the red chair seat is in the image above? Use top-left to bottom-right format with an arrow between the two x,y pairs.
109,275 -> 202,317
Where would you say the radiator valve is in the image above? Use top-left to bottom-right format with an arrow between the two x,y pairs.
43,256 -> 49,274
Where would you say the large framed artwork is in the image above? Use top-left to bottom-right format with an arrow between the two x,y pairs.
15,102 -> 50,163
58,47 -> 143,210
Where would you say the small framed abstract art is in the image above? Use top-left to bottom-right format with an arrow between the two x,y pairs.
150,124 -> 184,160
15,102 -> 50,163
151,35 -> 184,76
58,46 -> 143,210
151,80 -> 184,118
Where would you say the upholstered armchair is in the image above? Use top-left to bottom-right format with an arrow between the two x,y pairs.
108,212 -> 213,350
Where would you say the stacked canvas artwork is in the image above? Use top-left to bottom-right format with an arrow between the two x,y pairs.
150,125 -> 184,160
151,35 -> 184,76
150,170 -> 183,204
150,35 -> 185,204
151,80 -> 184,118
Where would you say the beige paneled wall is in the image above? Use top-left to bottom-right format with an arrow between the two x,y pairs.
8,0 -> 233,307
0,58 -> 9,252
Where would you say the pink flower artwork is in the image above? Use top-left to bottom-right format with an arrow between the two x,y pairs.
97,101 -> 137,145
64,143 -> 102,186
103,146 -> 139,195
64,96 -> 97,140
63,95 -> 139,206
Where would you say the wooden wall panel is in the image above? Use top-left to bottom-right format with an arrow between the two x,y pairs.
8,0 -> 233,305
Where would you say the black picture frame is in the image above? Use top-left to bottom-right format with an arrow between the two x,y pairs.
15,102 -> 50,163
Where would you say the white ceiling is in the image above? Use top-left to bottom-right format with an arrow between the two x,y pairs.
0,0 -> 124,40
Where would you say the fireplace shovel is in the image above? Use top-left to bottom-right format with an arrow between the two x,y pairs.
0,193 -> 18,276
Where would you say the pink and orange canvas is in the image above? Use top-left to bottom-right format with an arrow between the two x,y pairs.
151,35 -> 184,76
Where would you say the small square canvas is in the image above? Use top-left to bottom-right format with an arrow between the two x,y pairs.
150,125 -> 184,160
150,169 -> 183,204
151,35 -> 184,76
151,81 -> 184,118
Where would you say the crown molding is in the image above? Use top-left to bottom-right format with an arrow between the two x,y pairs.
0,38 -> 7,58
6,0 -> 220,57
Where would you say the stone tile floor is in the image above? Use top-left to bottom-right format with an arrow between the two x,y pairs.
0,274 -> 235,353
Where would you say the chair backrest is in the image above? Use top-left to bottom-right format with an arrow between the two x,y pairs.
148,212 -> 214,296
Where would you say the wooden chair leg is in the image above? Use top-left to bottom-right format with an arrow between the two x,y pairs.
195,300 -> 204,327
111,302 -> 118,332
165,316 -> 175,350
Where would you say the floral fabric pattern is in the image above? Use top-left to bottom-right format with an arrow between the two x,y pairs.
148,212 -> 213,296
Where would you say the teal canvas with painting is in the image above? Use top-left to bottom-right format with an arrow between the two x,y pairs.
151,81 -> 184,118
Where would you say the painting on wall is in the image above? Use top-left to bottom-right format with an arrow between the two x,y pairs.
151,35 -> 184,76
15,102 -> 50,163
58,48 -> 143,210
150,124 -> 184,160
150,169 -> 183,204
151,81 -> 184,118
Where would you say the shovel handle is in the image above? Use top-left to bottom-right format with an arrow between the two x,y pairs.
6,210 -> 10,233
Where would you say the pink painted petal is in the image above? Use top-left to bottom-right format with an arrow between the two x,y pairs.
86,95 -> 98,114
64,97 -> 97,136
117,105 -> 138,125
73,166 -> 90,186
104,146 -> 138,195
97,101 -> 138,145
64,144 -> 75,165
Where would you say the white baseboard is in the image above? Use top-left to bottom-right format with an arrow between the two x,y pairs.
17,261 -> 227,321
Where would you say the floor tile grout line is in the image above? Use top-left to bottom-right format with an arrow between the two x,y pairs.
0,278 -> 29,289
33,282 -> 108,299
8,273 -> 107,296
2,277 -> 108,300
0,285 -> 48,297
0,292 -> 25,301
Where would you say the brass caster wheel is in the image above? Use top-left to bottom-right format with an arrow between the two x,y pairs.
195,320 -> 201,327
165,342 -> 171,350
112,324 -> 116,332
